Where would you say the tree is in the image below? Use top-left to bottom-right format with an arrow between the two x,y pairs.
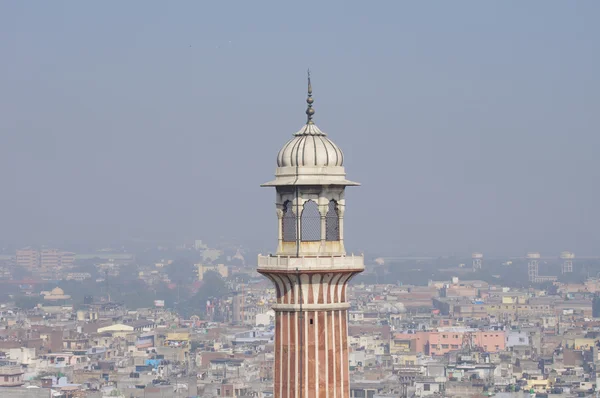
166,258 -> 196,286
12,266 -> 33,281
180,271 -> 228,318
14,295 -> 42,309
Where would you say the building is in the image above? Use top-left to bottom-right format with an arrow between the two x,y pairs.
196,263 -> 228,280
15,248 -> 39,268
257,75 -> 364,398
40,249 -> 75,269
42,287 -> 71,302
232,292 -> 244,324
0,365 -> 24,387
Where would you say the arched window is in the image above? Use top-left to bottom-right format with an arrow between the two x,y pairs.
301,200 -> 321,242
282,201 -> 296,242
325,200 -> 340,241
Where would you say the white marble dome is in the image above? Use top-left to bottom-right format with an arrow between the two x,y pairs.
277,123 -> 344,167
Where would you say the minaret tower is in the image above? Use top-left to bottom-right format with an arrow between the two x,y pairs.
258,72 -> 364,398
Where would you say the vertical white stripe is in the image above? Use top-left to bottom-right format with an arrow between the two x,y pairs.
306,313 -> 309,398
338,310 -> 344,398
344,309 -> 349,397
281,312 -> 284,398
274,275 -> 286,304
325,310 -> 329,398
295,311 -> 299,398
287,313 -> 291,398
337,274 -> 351,303
323,274 -> 332,303
332,310 -> 336,398
312,275 -> 320,304
331,274 -> 343,303
300,274 -> 310,305
315,311 -> 318,398
294,276 -> 299,305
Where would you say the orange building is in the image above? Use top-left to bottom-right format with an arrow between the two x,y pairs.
393,329 -> 506,356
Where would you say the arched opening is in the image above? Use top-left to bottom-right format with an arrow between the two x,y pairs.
282,201 -> 296,242
325,200 -> 340,241
301,200 -> 321,242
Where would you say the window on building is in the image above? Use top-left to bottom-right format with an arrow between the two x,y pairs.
325,200 -> 339,241
424,384 -> 431,391
282,201 -> 296,242
301,200 -> 321,241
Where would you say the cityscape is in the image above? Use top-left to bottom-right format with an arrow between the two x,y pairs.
2,2 -> 600,398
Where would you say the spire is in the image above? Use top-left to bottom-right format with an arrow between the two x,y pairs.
306,69 -> 315,124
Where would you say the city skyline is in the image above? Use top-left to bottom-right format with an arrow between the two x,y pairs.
1,2 -> 599,257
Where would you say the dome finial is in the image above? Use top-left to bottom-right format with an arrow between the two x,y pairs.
306,69 -> 315,124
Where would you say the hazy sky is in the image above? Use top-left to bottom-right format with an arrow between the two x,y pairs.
1,2 -> 599,257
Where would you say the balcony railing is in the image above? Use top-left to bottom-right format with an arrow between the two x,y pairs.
257,254 -> 364,272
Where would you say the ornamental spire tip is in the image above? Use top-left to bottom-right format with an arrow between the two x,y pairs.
306,69 -> 315,124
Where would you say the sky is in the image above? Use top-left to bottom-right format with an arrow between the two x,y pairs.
0,1 -> 599,257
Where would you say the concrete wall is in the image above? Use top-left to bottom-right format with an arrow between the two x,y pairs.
0,388 -> 53,398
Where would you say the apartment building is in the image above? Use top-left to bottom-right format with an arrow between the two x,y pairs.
393,329 -> 506,356
16,248 -> 75,269
40,249 -> 75,269
16,248 -> 39,268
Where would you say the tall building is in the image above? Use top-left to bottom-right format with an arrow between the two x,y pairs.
527,252 -> 540,283
257,74 -> 364,398
16,248 -> 39,268
561,251 -> 574,274
472,252 -> 483,270
232,292 -> 244,324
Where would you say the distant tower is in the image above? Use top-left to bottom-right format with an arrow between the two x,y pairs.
527,252 -> 541,282
258,73 -> 364,398
561,251 -> 574,274
472,252 -> 483,271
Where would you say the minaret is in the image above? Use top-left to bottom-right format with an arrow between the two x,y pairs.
258,72 -> 364,398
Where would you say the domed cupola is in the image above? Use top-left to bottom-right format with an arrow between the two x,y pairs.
276,124 -> 343,167
263,73 -> 358,187
276,80 -> 344,167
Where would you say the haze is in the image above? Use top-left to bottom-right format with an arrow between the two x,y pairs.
1,1 -> 599,257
